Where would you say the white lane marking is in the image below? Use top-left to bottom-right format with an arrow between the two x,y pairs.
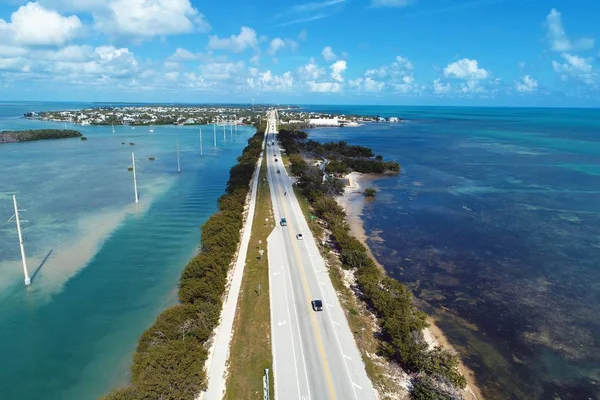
273,271 -> 281,276
343,354 -> 352,360
352,383 -> 363,390
290,202 -> 363,400
279,232 -> 304,400
277,320 -> 287,327
319,281 -> 325,285
332,321 -> 340,326
268,150 -> 312,400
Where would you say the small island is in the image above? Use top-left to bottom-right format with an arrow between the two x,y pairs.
0,129 -> 82,144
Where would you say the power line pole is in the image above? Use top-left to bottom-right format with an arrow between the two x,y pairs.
9,195 -> 31,285
176,138 -> 181,173
199,127 -> 203,156
213,123 -> 217,147
131,153 -> 139,204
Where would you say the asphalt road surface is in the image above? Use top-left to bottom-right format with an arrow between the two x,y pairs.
266,110 -> 376,400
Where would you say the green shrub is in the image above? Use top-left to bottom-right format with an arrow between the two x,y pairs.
102,126 -> 265,399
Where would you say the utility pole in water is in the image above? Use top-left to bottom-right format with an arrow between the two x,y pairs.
176,138 -> 181,173
131,153 -> 139,204
9,195 -> 31,286
199,128 -> 203,156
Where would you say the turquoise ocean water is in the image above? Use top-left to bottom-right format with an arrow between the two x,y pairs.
0,102 -> 254,399
305,106 -> 600,399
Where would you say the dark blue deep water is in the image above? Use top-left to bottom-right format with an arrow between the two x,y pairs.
306,106 -> 600,400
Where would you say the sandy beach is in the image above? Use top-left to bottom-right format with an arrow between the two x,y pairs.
336,171 -> 483,400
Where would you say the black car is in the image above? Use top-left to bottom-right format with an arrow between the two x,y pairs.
311,300 -> 323,311
277,170 -> 281,174
275,158 -> 278,162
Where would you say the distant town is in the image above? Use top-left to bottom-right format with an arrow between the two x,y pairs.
24,105 -> 402,128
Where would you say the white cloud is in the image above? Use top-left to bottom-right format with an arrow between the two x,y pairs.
47,45 -> 139,79
460,80 -> 484,94
362,55 -> 417,94
208,26 -> 258,53
268,37 -> 298,55
552,53 -> 595,84
330,60 -> 346,82
371,0 -> 411,7
545,9 -> 594,53
169,48 -> 200,61
0,2 -> 82,46
306,81 -> 342,93
0,45 -> 28,57
444,58 -> 489,80
250,55 -> 260,65
94,0 -> 209,39
165,71 -> 179,81
321,46 -> 337,62
433,79 -> 451,94
515,75 -> 538,92
350,77 -> 384,93
199,61 -> 245,81
247,70 -> 294,91
297,58 -> 324,81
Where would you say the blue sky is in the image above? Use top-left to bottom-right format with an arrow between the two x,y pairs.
0,0 -> 598,106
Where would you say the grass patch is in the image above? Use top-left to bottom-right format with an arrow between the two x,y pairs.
224,156 -> 275,400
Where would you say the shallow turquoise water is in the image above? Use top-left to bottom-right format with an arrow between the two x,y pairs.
306,106 -> 600,399
0,103 -> 253,399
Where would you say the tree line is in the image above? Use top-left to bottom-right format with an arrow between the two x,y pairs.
102,124 -> 266,400
0,129 -> 82,143
279,127 -> 466,400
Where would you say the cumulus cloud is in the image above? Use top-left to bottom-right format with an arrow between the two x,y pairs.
330,60 -> 346,82
515,75 -> 538,92
208,26 -> 258,53
545,9 -> 594,53
95,0 -> 209,39
268,37 -> 298,55
200,61 -> 245,81
444,58 -> 489,80
297,58 -> 324,81
0,2 -> 82,46
321,46 -> 337,61
361,55 -> 418,94
433,78 -> 451,94
306,81 -> 343,93
247,70 -> 294,91
349,77 -> 384,92
552,53 -> 595,84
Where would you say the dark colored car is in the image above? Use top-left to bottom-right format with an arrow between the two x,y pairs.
311,300 -> 323,311
275,158 -> 278,162
277,170 -> 281,174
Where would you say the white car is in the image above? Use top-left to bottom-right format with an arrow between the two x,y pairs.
296,233 -> 303,240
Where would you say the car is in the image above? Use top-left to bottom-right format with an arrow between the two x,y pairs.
277,170 -> 281,174
280,217 -> 287,226
275,158 -> 278,162
311,300 -> 323,311
296,233 -> 303,240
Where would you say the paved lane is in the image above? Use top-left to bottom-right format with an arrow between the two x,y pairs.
266,110 -> 376,400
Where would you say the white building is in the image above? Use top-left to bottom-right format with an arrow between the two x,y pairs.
308,117 -> 339,126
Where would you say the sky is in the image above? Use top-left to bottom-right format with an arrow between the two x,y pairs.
0,0 -> 599,106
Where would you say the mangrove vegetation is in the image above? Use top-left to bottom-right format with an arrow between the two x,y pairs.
102,125 -> 265,400
0,129 -> 82,143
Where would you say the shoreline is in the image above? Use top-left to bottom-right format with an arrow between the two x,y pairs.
336,171 -> 483,400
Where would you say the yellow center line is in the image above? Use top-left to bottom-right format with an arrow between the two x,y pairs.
273,153 -> 337,400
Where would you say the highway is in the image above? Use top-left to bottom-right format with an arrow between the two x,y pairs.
265,110 -> 376,400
